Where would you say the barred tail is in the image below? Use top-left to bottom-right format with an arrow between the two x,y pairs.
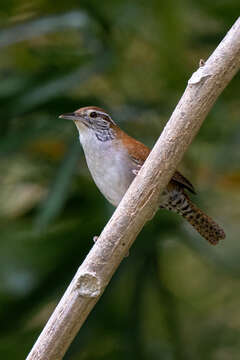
162,190 -> 226,245
179,197 -> 225,245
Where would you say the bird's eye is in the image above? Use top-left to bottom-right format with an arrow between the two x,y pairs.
90,111 -> 97,118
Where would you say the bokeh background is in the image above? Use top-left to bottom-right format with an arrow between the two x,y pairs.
0,1 -> 240,359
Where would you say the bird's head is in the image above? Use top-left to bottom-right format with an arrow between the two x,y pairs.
59,106 -> 117,140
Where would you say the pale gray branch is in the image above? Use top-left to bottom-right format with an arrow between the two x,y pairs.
27,17 -> 240,360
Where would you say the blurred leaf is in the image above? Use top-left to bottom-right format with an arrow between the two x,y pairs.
35,141 -> 80,228
14,52 -> 113,112
0,11 -> 90,48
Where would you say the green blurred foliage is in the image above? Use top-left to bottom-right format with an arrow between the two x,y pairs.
0,1 -> 240,359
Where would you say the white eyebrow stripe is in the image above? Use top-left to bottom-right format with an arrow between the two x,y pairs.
97,111 -> 108,117
87,110 -> 108,117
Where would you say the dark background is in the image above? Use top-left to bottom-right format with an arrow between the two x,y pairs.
0,1 -> 240,359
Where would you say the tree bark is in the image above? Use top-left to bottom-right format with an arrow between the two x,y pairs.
27,17 -> 240,360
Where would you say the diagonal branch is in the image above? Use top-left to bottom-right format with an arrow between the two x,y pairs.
27,17 -> 240,360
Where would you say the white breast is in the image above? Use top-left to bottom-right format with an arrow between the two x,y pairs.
79,130 -> 134,206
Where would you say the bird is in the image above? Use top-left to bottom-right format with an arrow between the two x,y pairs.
59,106 -> 225,245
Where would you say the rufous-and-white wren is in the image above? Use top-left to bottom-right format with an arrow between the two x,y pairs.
59,106 -> 225,245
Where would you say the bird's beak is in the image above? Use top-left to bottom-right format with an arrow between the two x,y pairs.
59,113 -> 77,121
